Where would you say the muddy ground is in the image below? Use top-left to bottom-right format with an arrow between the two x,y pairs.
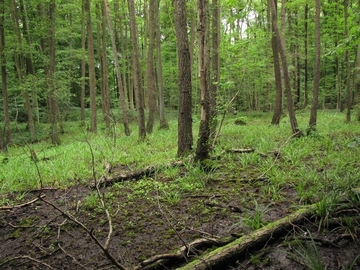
0,159 -> 359,269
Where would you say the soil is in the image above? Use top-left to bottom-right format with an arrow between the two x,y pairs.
0,159 -> 359,270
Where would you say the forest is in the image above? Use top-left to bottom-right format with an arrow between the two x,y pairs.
0,0 -> 360,269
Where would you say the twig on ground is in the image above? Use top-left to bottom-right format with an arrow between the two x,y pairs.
0,255 -> 54,269
38,196 -> 127,270
0,194 -> 46,210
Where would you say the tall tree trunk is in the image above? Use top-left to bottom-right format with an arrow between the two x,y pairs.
270,0 -> 283,125
174,0 -> 193,157
344,0 -> 351,122
10,0 -> 36,142
270,0 -> 301,136
155,0 -> 169,129
104,0 -> 130,136
354,0 -> 360,120
195,0 -> 211,162
48,0 -> 60,144
0,0 -> 10,149
19,0 -> 39,124
128,0 -> 146,140
210,0 -> 220,140
146,0 -> 157,134
309,0 -> 321,130
80,0 -> 86,126
85,0 -> 97,133
303,4 -> 308,108
101,2 -> 111,129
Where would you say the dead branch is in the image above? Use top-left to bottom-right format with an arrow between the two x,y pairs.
38,196 -> 127,270
177,203 -> 318,270
0,255 -> 54,269
226,148 -> 255,153
0,194 -> 46,210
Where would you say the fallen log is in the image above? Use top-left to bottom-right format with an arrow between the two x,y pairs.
177,203 -> 317,270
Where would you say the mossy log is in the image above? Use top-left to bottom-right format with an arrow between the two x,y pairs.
177,204 -> 317,270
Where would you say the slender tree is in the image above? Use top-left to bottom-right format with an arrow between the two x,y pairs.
309,0 -> 321,130
80,0 -> 86,126
155,0 -> 169,129
0,0 -> 10,149
269,0 -> 283,125
128,0 -> 146,140
174,0 -> 193,157
269,0 -> 301,135
195,0 -> 211,162
146,0 -> 157,134
47,0 -> 60,144
303,4 -> 309,108
104,0 -> 130,135
85,0 -> 97,133
344,0 -> 351,122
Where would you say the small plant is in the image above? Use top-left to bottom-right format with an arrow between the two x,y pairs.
243,200 -> 271,230
315,193 -> 339,231
291,231 -> 324,270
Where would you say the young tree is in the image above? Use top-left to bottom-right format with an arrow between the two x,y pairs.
146,0 -> 157,134
269,0 -> 301,136
47,0 -> 60,144
210,0 -> 220,138
174,0 -> 193,157
155,0 -> 168,129
0,0 -> 10,149
84,0 -> 97,133
309,0 -> 321,130
104,0 -> 130,135
80,0 -> 86,126
195,0 -> 211,162
344,0 -> 351,122
269,0 -> 283,125
128,0 -> 146,140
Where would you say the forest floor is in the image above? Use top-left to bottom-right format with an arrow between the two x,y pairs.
1,155 -> 360,270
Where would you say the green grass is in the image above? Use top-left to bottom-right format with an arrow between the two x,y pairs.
1,109 -> 359,208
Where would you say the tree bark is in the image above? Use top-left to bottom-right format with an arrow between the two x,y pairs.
85,0 -> 97,133
269,0 -> 301,136
155,0 -> 169,129
80,0 -> 86,127
47,0 -> 60,144
195,0 -> 211,162
270,0 -> 283,125
174,0 -> 193,157
104,0 -> 130,136
0,0 -> 10,149
146,0 -> 157,134
303,4 -> 308,108
344,0 -> 351,122
309,0 -> 321,130
128,0 -> 146,140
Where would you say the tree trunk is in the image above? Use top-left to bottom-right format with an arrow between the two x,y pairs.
210,0 -> 220,140
174,0 -> 193,157
270,0 -> 282,125
80,0 -> 86,126
85,0 -> 97,133
104,0 -> 130,136
269,0 -> 301,136
303,4 -> 308,108
10,0 -> 36,142
344,0 -> 351,122
48,0 -> 60,144
155,0 -> 169,129
128,0 -> 146,140
309,0 -> 321,130
146,0 -> 157,134
195,0 -> 211,162
0,0 -> 10,149
101,2 -> 111,129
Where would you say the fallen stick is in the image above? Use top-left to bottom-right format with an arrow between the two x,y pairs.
0,194 -> 46,211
